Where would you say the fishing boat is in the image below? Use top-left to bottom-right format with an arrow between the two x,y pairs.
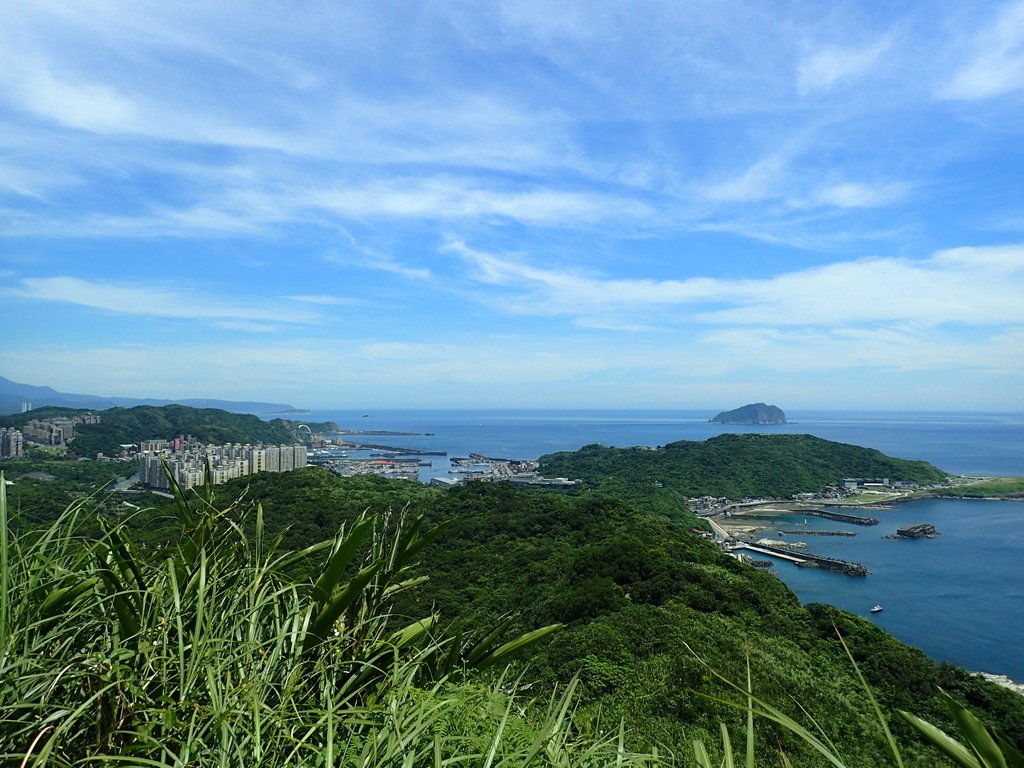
870,604 -> 883,613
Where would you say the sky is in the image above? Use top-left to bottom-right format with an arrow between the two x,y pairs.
1,0 -> 1023,411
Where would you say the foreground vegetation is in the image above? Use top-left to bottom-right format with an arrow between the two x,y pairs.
92,468 -> 1022,765
4,468 -> 1023,766
2,471 -> 652,766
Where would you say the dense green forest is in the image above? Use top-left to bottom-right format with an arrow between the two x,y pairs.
0,404 -> 337,457
539,433 -> 949,500
0,454 -> 140,524
108,468 -> 1024,766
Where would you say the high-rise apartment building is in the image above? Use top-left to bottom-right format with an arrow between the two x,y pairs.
0,428 -> 24,458
138,441 -> 309,490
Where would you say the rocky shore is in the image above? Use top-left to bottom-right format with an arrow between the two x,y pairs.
977,673 -> 1024,696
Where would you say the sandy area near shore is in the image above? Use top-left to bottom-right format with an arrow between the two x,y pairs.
714,507 -> 794,536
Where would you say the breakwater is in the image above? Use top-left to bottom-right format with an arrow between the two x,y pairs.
800,508 -> 879,525
779,529 -> 856,536
738,541 -> 869,576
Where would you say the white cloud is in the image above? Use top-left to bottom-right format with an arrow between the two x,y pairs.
797,37 -> 892,94
284,294 -> 354,305
15,65 -> 139,133
942,0 -> 1024,100
811,182 -> 907,209
446,240 -> 1024,330
307,177 -> 652,225
700,324 -> 1024,376
697,250 -> 1024,326
701,155 -> 788,203
8,276 -> 324,326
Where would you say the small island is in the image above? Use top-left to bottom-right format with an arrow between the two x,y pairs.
711,402 -> 787,424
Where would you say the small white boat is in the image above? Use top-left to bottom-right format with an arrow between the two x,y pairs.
870,604 -> 884,613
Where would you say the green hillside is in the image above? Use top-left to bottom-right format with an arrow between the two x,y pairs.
0,404 -> 338,457
120,468 -> 1024,767
539,433 -> 949,500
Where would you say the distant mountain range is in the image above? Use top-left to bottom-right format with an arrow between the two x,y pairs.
0,376 -> 297,417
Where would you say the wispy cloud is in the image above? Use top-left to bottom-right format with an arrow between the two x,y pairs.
810,182 -> 907,209
8,276 -> 324,326
941,0 -> 1024,99
446,240 -> 1024,329
797,37 -> 892,94
284,294 -> 354,305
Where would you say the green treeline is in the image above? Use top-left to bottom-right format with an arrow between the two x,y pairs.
539,433 -> 949,500
0,404 -> 340,457
72,405 -> 296,455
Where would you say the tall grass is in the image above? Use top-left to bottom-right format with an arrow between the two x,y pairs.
0,471 -> 657,766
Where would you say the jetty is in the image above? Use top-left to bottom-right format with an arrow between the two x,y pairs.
732,541 -> 869,576
346,442 -> 447,456
799,508 -> 880,526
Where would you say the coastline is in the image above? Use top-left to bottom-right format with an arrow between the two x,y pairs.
712,495 -> 1024,681
977,673 -> 1024,696
711,488 -> 1024,538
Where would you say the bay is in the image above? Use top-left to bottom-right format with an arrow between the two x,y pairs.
296,408 -> 1024,679
738,498 -> 1024,680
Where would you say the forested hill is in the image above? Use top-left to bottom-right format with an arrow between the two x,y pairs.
0,404 -> 338,456
128,468 -> 1024,766
538,433 -> 948,499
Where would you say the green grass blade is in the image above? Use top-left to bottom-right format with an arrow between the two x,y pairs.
721,721 -> 734,768
473,623 -> 564,670
899,710 -> 980,768
693,738 -> 713,768
835,629 -> 905,768
1,471 -> 10,640
745,655 -> 754,768
995,733 -> 1024,768
940,689 -> 1007,768
304,562 -> 382,653
311,516 -> 374,606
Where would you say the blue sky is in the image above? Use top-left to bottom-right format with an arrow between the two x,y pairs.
1,0 -> 1023,410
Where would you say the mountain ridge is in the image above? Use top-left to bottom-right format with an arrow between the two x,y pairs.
0,375 -> 295,416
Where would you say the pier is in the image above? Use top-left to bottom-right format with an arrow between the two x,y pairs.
732,541 -> 869,576
799,508 -> 879,525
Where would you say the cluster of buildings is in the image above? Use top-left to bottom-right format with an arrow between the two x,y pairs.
18,413 -> 101,447
138,438 -> 309,490
840,477 -> 920,491
1,413 -> 104,457
1,427 -> 24,458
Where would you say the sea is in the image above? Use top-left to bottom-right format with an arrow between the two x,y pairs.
293,409 -> 1024,680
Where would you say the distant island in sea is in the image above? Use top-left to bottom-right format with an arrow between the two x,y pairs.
710,402 -> 787,424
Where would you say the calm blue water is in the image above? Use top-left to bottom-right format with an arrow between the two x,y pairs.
744,499 -> 1024,679
295,409 -> 1024,678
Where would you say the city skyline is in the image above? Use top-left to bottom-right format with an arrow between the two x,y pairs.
2,1 -> 1023,410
